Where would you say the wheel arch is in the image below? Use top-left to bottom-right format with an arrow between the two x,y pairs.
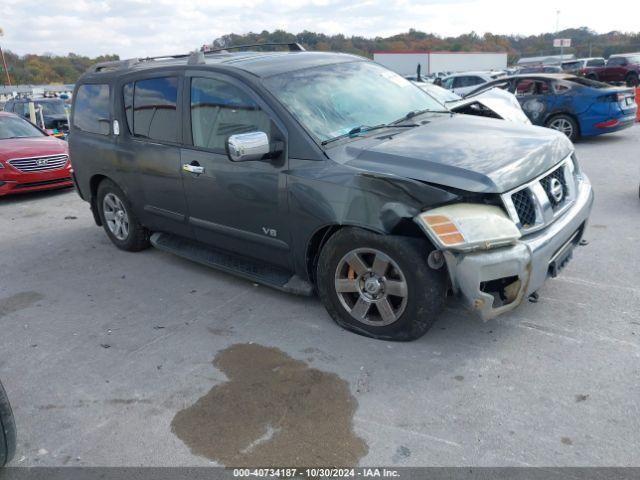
544,111 -> 581,138
305,221 -> 433,286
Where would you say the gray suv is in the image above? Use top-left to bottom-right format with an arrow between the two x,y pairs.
69,44 -> 593,341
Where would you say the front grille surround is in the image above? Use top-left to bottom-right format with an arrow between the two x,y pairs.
502,155 -> 577,235
8,154 -> 69,173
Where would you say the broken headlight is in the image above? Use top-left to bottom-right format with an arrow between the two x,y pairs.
415,203 -> 521,253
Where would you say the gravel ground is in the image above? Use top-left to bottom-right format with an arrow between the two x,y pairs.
0,125 -> 639,467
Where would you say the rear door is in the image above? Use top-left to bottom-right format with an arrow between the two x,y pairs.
118,73 -> 191,236
179,71 -> 292,268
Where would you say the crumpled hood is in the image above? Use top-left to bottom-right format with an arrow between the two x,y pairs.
448,88 -> 532,125
331,114 -> 573,194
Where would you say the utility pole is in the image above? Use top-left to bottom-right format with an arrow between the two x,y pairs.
0,27 -> 11,86
556,10 -> 564,63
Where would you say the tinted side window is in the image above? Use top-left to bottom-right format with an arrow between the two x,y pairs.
73,84 -> 110,135
607,57 -> 624,66
132,77 -> 178,143
587,59 -> 605,67
190,77 -> 272,152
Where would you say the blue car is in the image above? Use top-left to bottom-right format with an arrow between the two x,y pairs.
467,74 -> 637,141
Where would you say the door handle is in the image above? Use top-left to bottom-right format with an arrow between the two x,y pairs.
182,163 -> 205,175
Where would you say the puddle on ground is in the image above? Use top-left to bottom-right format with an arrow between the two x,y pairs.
0,291 -> 44,318
171,343 -> 368,467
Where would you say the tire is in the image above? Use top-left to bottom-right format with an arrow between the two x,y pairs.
96,179 -> 150,252
625,72 -> 639,87
545,114 -> 579,142
0,380 -> 16,467
316,228 -> 446,341
586,73 -> 598,81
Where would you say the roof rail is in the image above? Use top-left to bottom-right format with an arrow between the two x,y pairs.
87,42 -> 306,73
90,58 -> 139,73
205,42 -> 305,53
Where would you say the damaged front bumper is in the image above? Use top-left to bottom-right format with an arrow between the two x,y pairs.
443,173 -> 593,320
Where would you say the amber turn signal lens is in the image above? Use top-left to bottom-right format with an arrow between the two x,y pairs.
423,215 -> 465,246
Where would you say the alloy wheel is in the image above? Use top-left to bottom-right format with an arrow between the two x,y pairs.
334,248 -> 408,326
549,118 -> 574,138
103,193 -> 130,241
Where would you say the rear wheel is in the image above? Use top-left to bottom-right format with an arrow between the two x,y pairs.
97,179 -> 150,251
317,228 -> 446,341
586,73 -> 598,81
546,114 -> 579,142
0,380 -> 16,467
625,72 -> 639,87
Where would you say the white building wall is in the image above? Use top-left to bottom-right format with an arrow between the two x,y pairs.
374,52 -> 508,75
428,53 -> 507,73
373,53 -> 428,77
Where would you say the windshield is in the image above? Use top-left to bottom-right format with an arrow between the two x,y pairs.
37,100 -> 67,116
263,61 -> 445,143
0,115 -> 45,139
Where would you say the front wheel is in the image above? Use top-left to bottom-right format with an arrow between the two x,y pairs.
626,72 -> 639,87
0,380 -> 16,467
546,114 -> 579,142
317,228 -> 446,341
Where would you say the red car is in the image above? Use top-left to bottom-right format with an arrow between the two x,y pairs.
0,112 -> 72,196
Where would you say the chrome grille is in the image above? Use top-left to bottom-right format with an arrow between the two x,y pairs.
511,189 -> 537,227
502,155 -> 577,235
8,154 -> 68,172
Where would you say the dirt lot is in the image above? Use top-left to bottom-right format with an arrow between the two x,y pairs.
1,125 -> 639,467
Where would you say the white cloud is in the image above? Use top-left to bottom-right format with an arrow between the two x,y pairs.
0,0 -> 638,58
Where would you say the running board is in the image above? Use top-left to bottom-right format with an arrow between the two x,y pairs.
150,232 -> 313,296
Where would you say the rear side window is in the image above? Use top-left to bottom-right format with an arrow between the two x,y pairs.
73,84 -> 110,135
587,59 -> 605,67
123,77 -> 178,143
607,57 -> 626,66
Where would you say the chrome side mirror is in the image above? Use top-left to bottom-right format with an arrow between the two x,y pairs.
226,131 -> 270,162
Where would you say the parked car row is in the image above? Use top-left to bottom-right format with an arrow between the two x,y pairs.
580,52 -> 640,87
3,97 -> 69,138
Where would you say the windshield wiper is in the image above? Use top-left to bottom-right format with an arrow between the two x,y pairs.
321,123 -> 418,146
389,108 -> 448,125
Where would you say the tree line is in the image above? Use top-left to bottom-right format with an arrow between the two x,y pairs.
2,27 -> 640,85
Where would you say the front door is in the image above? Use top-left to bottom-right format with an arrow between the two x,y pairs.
180,72 -> 291,268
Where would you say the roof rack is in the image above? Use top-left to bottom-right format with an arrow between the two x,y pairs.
88,42 -> 306,73
205,42 -> 305,53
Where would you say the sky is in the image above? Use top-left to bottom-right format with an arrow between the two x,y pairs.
1,0 -> 639,58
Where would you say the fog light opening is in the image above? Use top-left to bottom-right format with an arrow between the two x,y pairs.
480,276 -> 521,308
